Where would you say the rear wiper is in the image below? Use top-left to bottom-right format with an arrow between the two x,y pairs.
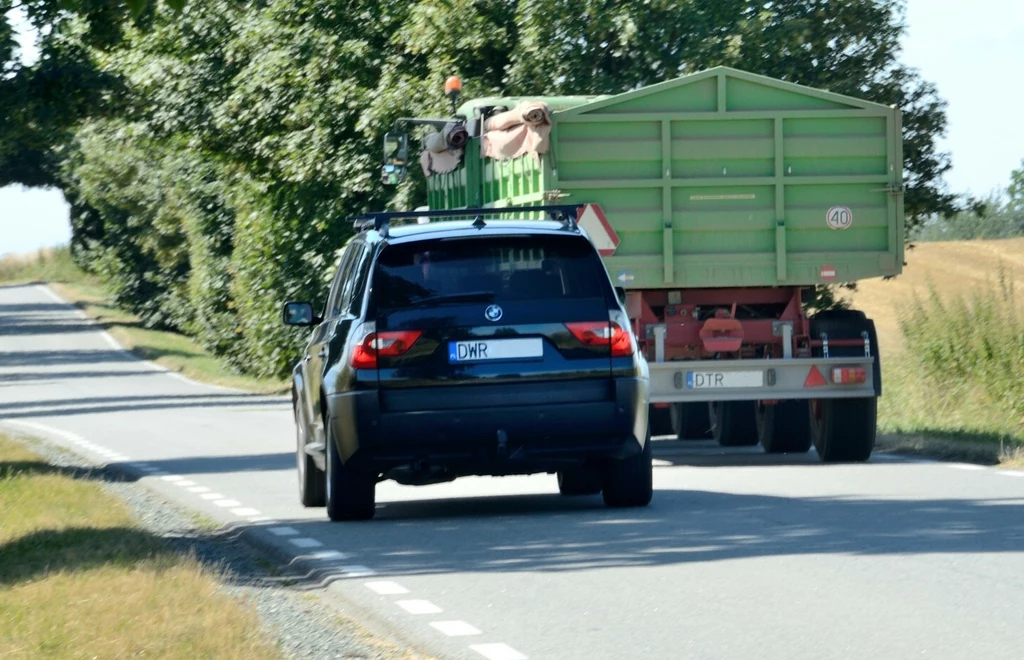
414,291 -> 496,306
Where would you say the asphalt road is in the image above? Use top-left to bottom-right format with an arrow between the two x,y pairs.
3,283 -> 1024,660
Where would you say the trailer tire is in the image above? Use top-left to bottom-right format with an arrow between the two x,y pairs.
809,313 -> 879,462
709,401 -> 759,447
756,400 -> 813,454
670,402 -> 713,440
558,466 -> 603,496
602,430 -> 653,508
649,405 -> 674,437
810,397 -> 877,462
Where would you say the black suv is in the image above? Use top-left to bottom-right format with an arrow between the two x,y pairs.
283,206 -> 651,521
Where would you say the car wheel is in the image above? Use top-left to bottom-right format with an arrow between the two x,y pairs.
557,465 -> 602,496
325,427 -> 376,521
601,429 -> 653,508
756,400 -> 812,454
709,401 -> 759,447
296,403 -> 325,507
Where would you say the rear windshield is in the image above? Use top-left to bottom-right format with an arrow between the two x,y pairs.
373,235 -> 608,309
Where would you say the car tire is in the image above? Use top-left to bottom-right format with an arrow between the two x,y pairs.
295,403 -> 325,507
809,313 -> 879,462
602,430 -> 653,508
557,466 -> 603,496
325,427 -> 376,521
709,401 -> 759,447
670,402 -> 713,440
756,400 -> 813,454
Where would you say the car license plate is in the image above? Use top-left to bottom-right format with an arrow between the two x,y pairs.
686,370 -> 763,389
448,338 -> 544,363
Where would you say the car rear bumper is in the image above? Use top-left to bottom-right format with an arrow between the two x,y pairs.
327,377 -> 649,477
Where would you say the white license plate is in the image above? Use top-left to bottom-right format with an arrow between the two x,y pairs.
448,338 -> 543,363
686,370 -> 763,389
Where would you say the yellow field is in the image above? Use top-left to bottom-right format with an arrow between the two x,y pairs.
846,237 -> 1024,355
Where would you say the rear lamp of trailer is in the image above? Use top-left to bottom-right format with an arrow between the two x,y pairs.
831,366 -> 867,385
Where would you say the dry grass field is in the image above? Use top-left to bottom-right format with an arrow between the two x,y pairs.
846,237 -> 1024,355
846,237 -> 1024,462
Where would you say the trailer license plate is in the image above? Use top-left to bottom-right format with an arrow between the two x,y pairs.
449,338 -> 543,363
686,371 -> 763,389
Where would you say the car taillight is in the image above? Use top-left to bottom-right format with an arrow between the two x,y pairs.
565,321 -> 634,357
831,366 -> 867,385
350,328 -> 422,369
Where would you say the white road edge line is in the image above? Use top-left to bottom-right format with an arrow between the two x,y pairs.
396,600 -> 443,615
38,284 -> 247,393
365,581 -> 409,595
469,643 -> 528,660
949,463 -> 986,471
430,621 -> 482,637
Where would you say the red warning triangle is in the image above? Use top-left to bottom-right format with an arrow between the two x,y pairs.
577,204 -> 620,256
804,366 -> 827,388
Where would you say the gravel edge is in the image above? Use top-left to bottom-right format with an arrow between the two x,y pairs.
6,432 -> 425,660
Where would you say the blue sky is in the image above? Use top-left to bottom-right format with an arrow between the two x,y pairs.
2,1 -> 1023,256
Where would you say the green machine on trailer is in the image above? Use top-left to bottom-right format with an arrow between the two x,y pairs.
382,67 -> 903,462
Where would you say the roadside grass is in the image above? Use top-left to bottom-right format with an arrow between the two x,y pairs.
0,434 -> 281,659
0,248 -> 286,394
874,269 -> 1024,465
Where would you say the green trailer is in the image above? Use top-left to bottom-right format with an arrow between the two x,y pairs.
388,66 -> 904,462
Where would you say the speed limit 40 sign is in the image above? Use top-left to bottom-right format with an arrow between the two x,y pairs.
826,206 -> 853,230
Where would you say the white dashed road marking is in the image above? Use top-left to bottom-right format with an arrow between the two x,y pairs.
308,550 -> 346,561
396,600 -> 443,615
950,463 -> 986,471
161,475 -> 185,482
174,480 -> 197,487
430,620 -> 482,637
199,492 -> 225,500
214,499 -> 242,508
1002,471 -> 1024,477
187,486 -> 210,493
231,507 -> 261,516
341,565 -> 376,577
470,643 -> 528,660
268,526 -> 299,536
289,538 -> 324,549
365,581 -> 409,595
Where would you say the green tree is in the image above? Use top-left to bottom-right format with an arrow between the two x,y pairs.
505,0 -> 956,236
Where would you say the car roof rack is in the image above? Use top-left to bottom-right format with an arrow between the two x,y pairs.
350,204 -> 580,237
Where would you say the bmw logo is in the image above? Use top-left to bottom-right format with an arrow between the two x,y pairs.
484,304 -> 503,322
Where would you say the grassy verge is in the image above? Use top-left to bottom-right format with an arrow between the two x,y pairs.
875,271 -> 1024,466
0,433 -> 281,659
0,248 -> 286,394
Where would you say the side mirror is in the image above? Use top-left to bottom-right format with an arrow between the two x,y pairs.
382,132 -> 409,185
614,286 -> 627,305
282,301 -> 319,326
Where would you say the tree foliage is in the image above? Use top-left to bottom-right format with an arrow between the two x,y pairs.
916,160 -> 1024,242
2,0 -> 971,377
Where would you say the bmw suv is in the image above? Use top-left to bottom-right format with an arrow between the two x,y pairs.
283,206 -> 651,521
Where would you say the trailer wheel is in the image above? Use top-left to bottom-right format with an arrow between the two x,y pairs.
809,313 -> 880,462
756,400 -> 812,454
649,404 -> 674,437
709,401 -> 758,447
810,397 -> 877,462
670,402 -> 713,440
